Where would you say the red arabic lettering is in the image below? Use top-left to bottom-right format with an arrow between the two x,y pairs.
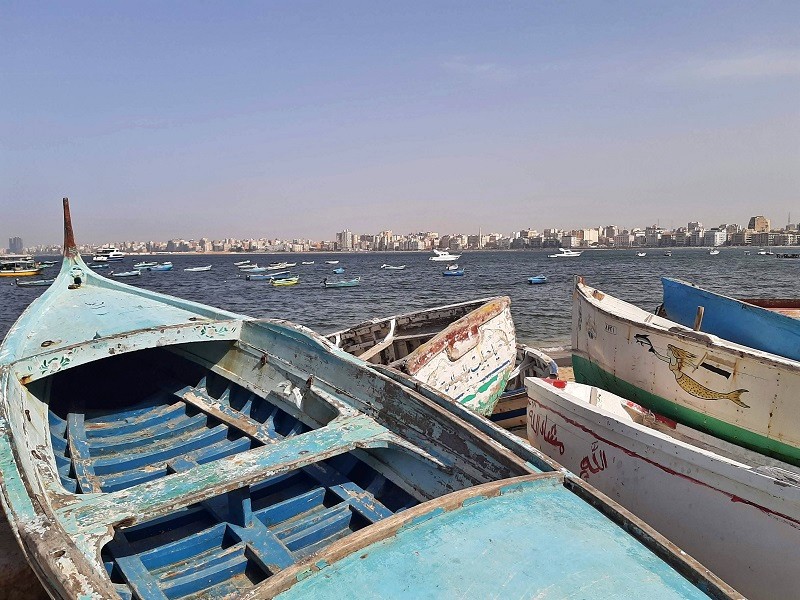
528,411 -> 565,455
579,441 -> 608,479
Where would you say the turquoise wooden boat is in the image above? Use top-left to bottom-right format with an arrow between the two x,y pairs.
15,278 -> 55,287
332,267 -> 345,274
442,269 -> 464,276
323,277 -> 360,288
245,271 -> 290,281
528,275 -> 548,284
661,277 -> 800,362
0,200 -> 739,599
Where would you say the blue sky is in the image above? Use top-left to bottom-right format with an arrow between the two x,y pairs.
2,2 -> 799,244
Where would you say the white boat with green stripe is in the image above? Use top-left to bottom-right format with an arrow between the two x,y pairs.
572,276 -> 800,466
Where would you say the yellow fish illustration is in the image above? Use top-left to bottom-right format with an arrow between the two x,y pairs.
635,334 -> 749,408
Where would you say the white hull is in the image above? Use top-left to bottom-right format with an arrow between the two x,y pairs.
526,377 -> 800,600
572,277 -> 800,465
428,255 -> 460,261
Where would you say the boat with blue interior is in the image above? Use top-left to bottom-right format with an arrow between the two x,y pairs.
527,275 -> 548,284
442,269 -> 464,276
0,199 -> 739,599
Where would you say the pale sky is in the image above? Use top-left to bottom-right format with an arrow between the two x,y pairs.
2,2 -> 799,245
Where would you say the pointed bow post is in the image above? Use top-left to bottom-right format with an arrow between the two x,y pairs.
63,197 -> 79,258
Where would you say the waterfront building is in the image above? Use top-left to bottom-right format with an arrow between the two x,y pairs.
751,232 -> 776,247
703,229 -> 727,247
689,228 -> 706,246
8,237 -> 23,254
613,233 -> 634,247
748,215 -> 770,232
730,230 -> 753,246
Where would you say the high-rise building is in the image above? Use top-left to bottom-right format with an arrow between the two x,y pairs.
747,216 -> 770,233
8,237 -> 23,253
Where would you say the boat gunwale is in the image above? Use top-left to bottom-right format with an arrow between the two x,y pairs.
525,378 -> 800,504
574,276 -> 800,372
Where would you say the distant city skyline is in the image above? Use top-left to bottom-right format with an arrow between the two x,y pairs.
3,3 -> 798,244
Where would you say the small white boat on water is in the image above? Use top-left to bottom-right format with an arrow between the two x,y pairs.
110,269 -> 141,278
709,249 -> 720,255
637,252 -> 647,257
268,262 -> 297,270
91,247 -> 125,262
134,261 -> 158,269
548,248 -> 582,258
301,261 -> 315,265
325,260 -> 339,264
184,265 -> 212,272
526,377 -> 800,600
664,251 -> 672,256
446,263 -> 460,271
428,249 -> 461,262
380,264 -> 406,270
233,260 -> 251,266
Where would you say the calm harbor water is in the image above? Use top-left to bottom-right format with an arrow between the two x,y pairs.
2,248 -> 797,349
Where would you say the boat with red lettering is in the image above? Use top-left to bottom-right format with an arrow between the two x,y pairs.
526,377 -> 800,600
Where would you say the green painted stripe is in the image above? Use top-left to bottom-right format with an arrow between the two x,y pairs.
572,353 -> 800,467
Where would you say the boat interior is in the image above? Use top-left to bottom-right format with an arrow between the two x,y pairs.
24,329 -> 538,599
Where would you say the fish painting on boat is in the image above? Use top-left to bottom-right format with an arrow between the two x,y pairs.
572,276 -> 800,466
0,199 -> 739,599
526,377 -> 800,600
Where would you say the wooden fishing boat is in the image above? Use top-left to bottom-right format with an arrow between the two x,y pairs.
110,270 -> 141,278
244,271 -> 289,281
327,298 -> 516,416
268,262 -> 296,270
739,297 -> 800,318
233,260 -> 251,266
241,266 -> 268,273
527,275 -> 548,284
151,262 -> 173,271
88,263 -> 110,269
526,377 -> 800,600
442,269 -> 464,276
380,264 -> 406,270
184,265 -> 212,272
328,301 -> 555,430
301,261 -> 315,265
332,267 -> 345,274
325,260 -> 339,264
660,277 -> 800,361
323,277 -> 360,288
14,278 -> 55,287
0,256 -> 43,278
133,261 -> 158,269
0,200 -> 739,599
572,276 -> 800,466
272,275 -> 299,286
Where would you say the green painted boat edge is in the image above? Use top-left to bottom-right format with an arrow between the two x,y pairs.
572,353 -> 800,467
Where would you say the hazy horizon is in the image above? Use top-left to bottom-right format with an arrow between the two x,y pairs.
3,2 -> 799,245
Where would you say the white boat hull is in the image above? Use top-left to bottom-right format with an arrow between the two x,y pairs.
572,277 -> 800,465
526,377 -> 800,600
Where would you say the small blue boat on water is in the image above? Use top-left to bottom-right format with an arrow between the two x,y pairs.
0,200 -> 738,599
661,277 -> 800,362
323,276 -> 360,288
442,269 -> 464,276
528,275 -> 548,284
332,267 -> 345,274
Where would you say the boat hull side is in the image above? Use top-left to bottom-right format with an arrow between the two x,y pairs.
526,380 -> 800,600
572,279 -> 800,466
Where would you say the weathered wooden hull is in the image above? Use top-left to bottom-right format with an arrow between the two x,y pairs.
0,202 -> 740,599
328,298 -> 517,416
661,277 -> 800,361
572,277 -> 800,465
526,377 -> 800,600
